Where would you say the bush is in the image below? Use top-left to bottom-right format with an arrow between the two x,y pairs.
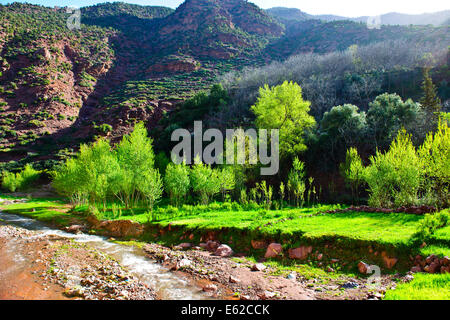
340,147 -> 365,203
364,130 -> 422,208
414,210 -> 449,241
164,162 -> 190,207
1,164 -> 40,192
418,120 -> 450,207
190,160 -> 220,205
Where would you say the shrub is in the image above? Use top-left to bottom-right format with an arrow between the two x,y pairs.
418,120 -> 449,207
1,164 -> 40,192
190,160 -> 220,205
164,162 -> 190,207
364,130 -> 422,208
340,147 -> 365,203
287,158 -> 306,207
414,210 -> 449,241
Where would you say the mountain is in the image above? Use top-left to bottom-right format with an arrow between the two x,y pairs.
0,1 -> 448,169
266,7 -> 312,22
267,7 -> 450,26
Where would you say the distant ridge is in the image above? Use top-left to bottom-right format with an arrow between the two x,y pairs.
267,7 -> 450,26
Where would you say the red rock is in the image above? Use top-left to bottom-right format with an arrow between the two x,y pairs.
214,244 -> 233,257
264,243 -> 283,258
426,255 -> 437,264
288,246 -> 312,260
251,263 -> 266,272
424,261 -> 440,274
440,256 -> 449,266
410,265 -> 422,273
441,266 -> 450,274
202,284 -> 218,292
205,240 -> 220,252
358,261 -> 370,274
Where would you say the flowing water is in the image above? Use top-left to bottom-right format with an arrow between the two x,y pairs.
0,211 -> 209,300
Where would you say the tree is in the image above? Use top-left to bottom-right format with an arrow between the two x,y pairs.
340,147 -> 365,204
319,104 -> 367,165
164,162 -> 190,207
287,158 -> 307,207
190,159 -> 220,205
139,169 -> 163,218
418,120 -> 449,207
115,122 -> 156,209
367,93 -> 422,150
218,167 -> 235,201
420,68 -> 442,129
364,130 -> 422,208
251,81 -> 316,156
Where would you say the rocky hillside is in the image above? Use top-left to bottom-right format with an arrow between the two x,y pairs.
0,1 -> 448,170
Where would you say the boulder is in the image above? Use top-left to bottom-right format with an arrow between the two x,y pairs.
176,259 -> 192,270
202,284 -> 218,292
424,261 -> 441,274
65,225 -> 86,234
205,240 -> 220,252
288,246 -> 312,260
229,275 -> 240,283
264,243 -> 283,258
441,266 -> 450,274
358,261 -> 370,274
251,263 -> 266,272
214,245 -> 233,257
410,265 -> 422,273
441,256 -> 450,266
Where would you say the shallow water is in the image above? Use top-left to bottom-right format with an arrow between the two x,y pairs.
0,211 -> 209,300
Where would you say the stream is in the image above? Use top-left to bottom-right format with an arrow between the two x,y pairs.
0,211 -> 209,300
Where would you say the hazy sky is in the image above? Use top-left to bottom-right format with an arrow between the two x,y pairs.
0,0 -> 448,17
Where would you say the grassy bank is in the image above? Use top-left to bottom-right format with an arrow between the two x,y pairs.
1,195 -> 449,300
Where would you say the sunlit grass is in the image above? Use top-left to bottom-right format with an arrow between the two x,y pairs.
384,273 -> 450,300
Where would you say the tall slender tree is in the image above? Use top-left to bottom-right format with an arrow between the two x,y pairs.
420,68 -> 442,129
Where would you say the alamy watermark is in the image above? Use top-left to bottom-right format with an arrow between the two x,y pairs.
367,15 -> 381,30
66,7 -> 81,30
171,121 -> 280,176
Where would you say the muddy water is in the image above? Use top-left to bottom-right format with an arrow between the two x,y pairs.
0,211 -> 209,300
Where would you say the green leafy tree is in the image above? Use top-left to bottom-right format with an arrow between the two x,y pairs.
251,81 -> 316,156
364,130 -> 422,208
367,93 -> 422,150
139,169 -> 163,219
340,147 -> 365,204
418,120 -> 449,207
190,159 -> 220,205
164,162 -> 190,207
218,167 -> 236,201
115,122 -> 156,209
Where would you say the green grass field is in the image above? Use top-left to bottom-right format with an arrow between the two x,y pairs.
1,196 -> 449,300
384,273 -> 450,300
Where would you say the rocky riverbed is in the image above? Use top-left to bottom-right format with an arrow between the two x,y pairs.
143,241 -> 400,300
0,223 -> 156,300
